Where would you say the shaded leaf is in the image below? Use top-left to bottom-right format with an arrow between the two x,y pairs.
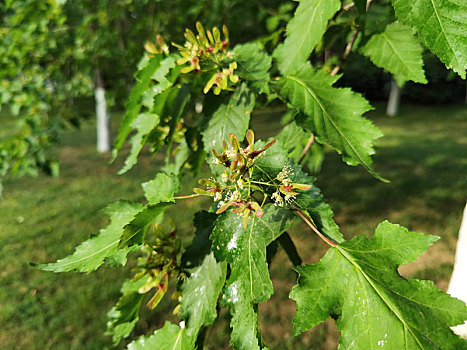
291,221 -> 467,349
202,83 -> 255,154
127,322 -> 190,350
362,21 -> 427,85
142,173 -> 180,205
392,0 -> 467,78
32,201 -> 144,272
114,54 -> 163,154
233,43 -> 272,94
273,0 -> 341,74
182,211 -> 217,269
274,121 -> 324,173
106,278 -> 147,345
277,65 -> 385,181
119,113 -> 160,174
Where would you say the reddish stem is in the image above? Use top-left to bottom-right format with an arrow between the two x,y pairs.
295,210 -> 337,247
174,193 -> 202,200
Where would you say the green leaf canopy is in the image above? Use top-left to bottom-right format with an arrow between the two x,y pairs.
291,221 -> 467,349
392,0 -> 467,78
361,21 -> 427,85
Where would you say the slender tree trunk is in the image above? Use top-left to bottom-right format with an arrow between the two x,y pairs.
448,203 -> 467,338
386,78 -> 401,117
95,68 -> 112,153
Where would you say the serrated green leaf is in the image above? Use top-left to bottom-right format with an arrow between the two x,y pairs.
362,21 -> 427,85
277,65 -> 386,181
118,203 -> 170,249
180,253 -> 227,344
291,221 -> 467,349
211,206 -> 294,349
142,173 -> 180,205
114,55 -> 163,154
179,211 -> 227,344
32,201 -> 145,272
253,139 -> 343,243
392,0 -> 467,78
274,121 -> 324,173
127,322 -> 190,350
202,83 -> 255,154
119,113 -> 160,174
233,43 -> 272,94
273,0 -> 341,74
106,278 -> 147,345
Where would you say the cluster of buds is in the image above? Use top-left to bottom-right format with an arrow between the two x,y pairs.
173,22 -> 239,95
203,61 -> 238,95
144,34 -> 170,56
132,218 -> 181,310
193,130 -> 312,226
212,130 -> 276,181
270,165 -> 312,207
195,130 -> 275,228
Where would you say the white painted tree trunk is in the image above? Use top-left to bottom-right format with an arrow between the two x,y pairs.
448,202 -> 467,338
95,86 -> 112,153
386,78 -> 401,117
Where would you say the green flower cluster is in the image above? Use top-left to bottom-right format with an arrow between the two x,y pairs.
195,130 -> 311,227
173,22 -> 239,95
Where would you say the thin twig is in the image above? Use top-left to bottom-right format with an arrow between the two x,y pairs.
330,0 -> 374,77
298,134 -> 315,165
295,210 -> 337,247
330,29 -> 359,77
342,2 -> 355,11
173,193 -> 201,200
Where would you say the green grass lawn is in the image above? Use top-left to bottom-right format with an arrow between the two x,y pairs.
0,103 -> 465,349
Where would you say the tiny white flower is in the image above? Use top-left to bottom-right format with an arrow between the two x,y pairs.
221,171 -> 228,183
284,194 -> 295,204
226,149 -> 236,159
232,190 -> 241,201
214,192 -> 222,201
271,191 -> 284,207
237,178 -> 244,189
